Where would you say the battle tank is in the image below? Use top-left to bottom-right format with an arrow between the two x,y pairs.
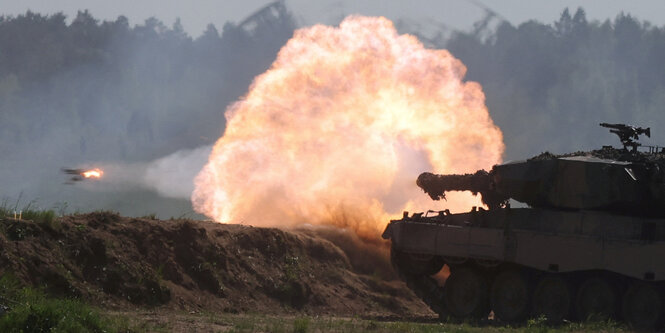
383,123 -> 665,329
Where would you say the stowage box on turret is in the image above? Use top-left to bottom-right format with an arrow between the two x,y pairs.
383,123 -> 665,329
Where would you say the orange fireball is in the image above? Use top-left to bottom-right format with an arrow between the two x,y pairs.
193,16 -> 504,238
82,168 -> 103,179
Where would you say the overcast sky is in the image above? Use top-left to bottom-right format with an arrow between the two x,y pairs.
1,0 -> 664,37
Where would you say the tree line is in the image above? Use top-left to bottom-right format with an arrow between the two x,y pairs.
2,5 -> 664,213
444,8 -> 665,158
0,6 -> 296,166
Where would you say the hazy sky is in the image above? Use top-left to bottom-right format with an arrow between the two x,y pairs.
1,0 -> 664,37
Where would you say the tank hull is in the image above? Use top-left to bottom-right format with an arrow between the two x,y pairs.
385,208 -> 665,281
384,208 -> 665,328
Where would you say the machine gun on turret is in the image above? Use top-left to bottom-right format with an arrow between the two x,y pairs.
600,122 -> 650,151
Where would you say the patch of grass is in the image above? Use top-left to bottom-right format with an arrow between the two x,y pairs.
268,320 -> 287,333
228,315 -> 256,333
0,199 -> 60,231
0,274 -> 134,333
293,317 -> 310,333
284,255 -> 301,282
525,314 -> 549,333
140,213 -> 158,220
565,317 -> 624,332
1,296 -> 116,332
24,210 -> 58,229
186,312 -> 630,333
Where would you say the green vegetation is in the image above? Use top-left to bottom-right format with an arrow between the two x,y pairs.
0,5 -> 297,216
292,317 -> 310,333
139,213 -> 158,220
0,280 -> 631,333
444,8 -> 665,158
0,201 -> 61,238
21,209 -> 56,226
0,200 -> 56,225
0,7 -> 296,167
173,312 -> 630,333
0,275 -> 134,332
283,255 -> 302,282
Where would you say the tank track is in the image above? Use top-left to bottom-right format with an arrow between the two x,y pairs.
390,248 -> 448,319
391,248 -> 665,330
397,269 -> 448,318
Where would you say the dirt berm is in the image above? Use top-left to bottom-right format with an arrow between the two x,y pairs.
0,212 -> 432,317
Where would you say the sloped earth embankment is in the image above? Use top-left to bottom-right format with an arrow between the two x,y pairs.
0,212 -> 432,318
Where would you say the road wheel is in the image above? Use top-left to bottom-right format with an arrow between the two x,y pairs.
622,282 -> 663,330
491,269 -> 530,322
533,275 -> 572,323
575,277 -> 619,321
444,266 -> 490,320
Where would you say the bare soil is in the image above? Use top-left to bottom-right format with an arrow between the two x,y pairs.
0,212 -> 433,318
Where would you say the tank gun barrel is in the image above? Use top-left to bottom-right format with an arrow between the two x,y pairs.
417,171 -> 490,200
417,170 -> 508,209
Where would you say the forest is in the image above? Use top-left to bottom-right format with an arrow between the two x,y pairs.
445,8 -> 665,158
0,5 -> 296,215
1,5 -> 663,214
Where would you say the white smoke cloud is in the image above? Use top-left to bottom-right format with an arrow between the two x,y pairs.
141,145 -> 212,199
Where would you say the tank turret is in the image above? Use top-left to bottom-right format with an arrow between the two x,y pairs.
417,123 -> 665,217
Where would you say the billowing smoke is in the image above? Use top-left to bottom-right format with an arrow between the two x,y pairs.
192,16 -> 504,238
